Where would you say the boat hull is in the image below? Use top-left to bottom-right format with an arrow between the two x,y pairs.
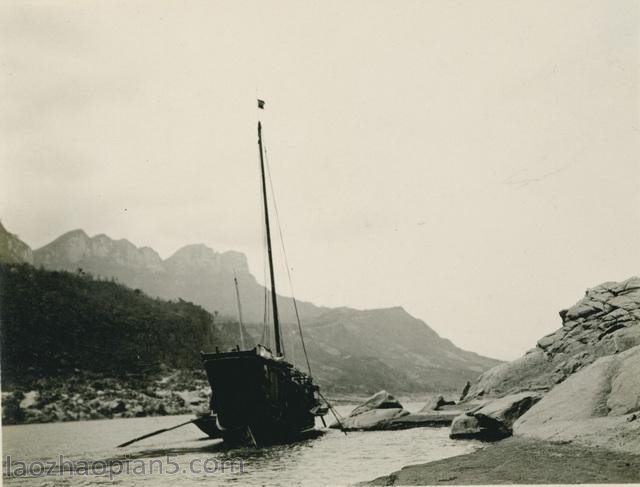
201,349 -> 321,446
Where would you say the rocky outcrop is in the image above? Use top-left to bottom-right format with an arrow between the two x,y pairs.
513,345 -> 640,453
331,391 -> 408,430
418,395 -> 456,412
466,277 -> 640,399
336,408 -> 411,430
335,408 -> 463,431
450,391 -> 542,440
332,391 -> 473,431
466,349 -> 553,398
348,390 -> 403,416
450,278 -> 640,452
390,411 -> 462,429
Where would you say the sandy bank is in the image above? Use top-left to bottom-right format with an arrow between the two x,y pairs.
363,437 -> 640,485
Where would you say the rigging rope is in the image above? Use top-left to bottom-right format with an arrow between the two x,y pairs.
263,144 -> 313,377
318,390 -> 348,435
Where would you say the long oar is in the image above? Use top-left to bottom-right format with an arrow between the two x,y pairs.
117,419 -> 195,448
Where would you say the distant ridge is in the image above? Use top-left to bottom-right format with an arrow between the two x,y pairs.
1,224 -> 502,393
32,228 -> 325,323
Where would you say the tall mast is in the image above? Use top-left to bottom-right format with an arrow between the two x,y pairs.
258,120 -> 283,356
233,272 -> 245,349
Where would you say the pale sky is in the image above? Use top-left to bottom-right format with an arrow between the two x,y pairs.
2,0 -> 639,360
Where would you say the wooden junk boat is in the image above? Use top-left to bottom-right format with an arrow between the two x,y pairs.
199,101 -> 328,446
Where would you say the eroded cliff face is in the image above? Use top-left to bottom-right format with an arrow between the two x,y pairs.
450,277 -> 640,452
466,277 -> 640,399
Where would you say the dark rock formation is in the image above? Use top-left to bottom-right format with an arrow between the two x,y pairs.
459,381 -> 471,401
450,391 -> 542,440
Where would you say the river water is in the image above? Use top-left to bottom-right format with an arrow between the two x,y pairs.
2,403 -> 482,486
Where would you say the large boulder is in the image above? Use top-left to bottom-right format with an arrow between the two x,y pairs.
330,390 -> 463,431
330,391 -> 406,431
450,391 -> 542,440
465,277 -> 640,400
332,408 -> 462,431
349,390 -> 403,417
467,349 -> 553,398
336,408 -> 409,430
513,345 -> 640,453
386,410 -> 462,430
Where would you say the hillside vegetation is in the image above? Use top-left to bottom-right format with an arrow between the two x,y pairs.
0,263 -> 242,388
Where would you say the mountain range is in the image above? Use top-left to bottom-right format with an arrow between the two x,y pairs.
0,221 -> 501,393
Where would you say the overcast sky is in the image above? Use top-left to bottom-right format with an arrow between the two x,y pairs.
2,0 -> 638,360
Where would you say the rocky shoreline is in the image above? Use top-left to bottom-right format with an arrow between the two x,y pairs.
361,276 -> 640,484
0,372 -> 410,426
1,369 -> 212,424
1,369 -> 449,426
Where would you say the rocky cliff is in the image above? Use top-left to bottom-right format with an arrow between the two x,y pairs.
465,277 -> 640,399
455,276 -> 640,453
